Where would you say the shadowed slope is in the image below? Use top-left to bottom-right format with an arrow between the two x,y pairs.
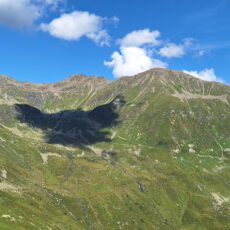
15,95 -> 125,147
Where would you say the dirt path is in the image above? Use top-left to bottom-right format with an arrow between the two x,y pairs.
172,90 -> 229,104
0,136 -> 6,142
40,152 -> 62,164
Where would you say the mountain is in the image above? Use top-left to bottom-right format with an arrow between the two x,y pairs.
0,68 -> 229,230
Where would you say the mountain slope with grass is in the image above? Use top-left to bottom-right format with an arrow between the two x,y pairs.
0,68 -> 230,230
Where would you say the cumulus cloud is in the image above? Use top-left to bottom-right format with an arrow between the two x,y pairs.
159,43 -> 185,58
0,0 -> 65,28
104,46 -> 167,78
40,11 -> 110,46
159,38 -> 194,58
0,0 -> 116,46
183,68 -> 223,82
0,0 -> 41,28
105,28 -> 167,78
118,29 -> 161,47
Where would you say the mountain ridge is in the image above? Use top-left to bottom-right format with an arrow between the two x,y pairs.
0,68 -> 229,87
0,68 -> 229,230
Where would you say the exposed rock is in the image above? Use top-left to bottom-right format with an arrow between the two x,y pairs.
1,214 -> 16,222
137,181 -> 144,192
172,149 -> 180,154
188,144 -> 196,154
0,181 -> 21,193
211,192 -> 229,210
40,152 -> 62,164
189,148 -> 196,154
223,148 -> 230,157
1,169 -> 7,179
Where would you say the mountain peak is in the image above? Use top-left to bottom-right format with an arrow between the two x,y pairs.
0,75 -> 19,85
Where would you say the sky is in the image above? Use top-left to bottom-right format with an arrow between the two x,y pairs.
0,0 -> 230,84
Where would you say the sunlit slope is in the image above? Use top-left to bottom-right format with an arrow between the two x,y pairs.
0,69 -> 230,230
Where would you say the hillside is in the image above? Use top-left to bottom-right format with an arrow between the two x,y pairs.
0,68 -> 230,230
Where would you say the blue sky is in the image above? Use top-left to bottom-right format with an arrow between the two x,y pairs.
0,0 -> 229,84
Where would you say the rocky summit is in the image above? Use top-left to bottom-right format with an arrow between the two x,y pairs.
0,68 -> 230,229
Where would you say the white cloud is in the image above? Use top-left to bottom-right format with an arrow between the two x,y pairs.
0,0 -> 65,28
0,0 -> 115,45
195,50 -> 206,57
40,11 -> 110,46
183,38 -> 195,47
183,68 -> 223,82
43,0 -> 65,11
104,46 -> 167,78
159,43 -> 185,58
159,38 -> 195,58
0,0 -> 41,28
118,29 -> 161,47
0,0 -> 113,46
105,28 -> 167,78
44,0 -> 62,4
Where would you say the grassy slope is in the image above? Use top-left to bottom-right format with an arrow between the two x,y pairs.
0,69 -> 230,229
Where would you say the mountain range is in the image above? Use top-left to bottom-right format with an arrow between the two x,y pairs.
0,68 -> 229,230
